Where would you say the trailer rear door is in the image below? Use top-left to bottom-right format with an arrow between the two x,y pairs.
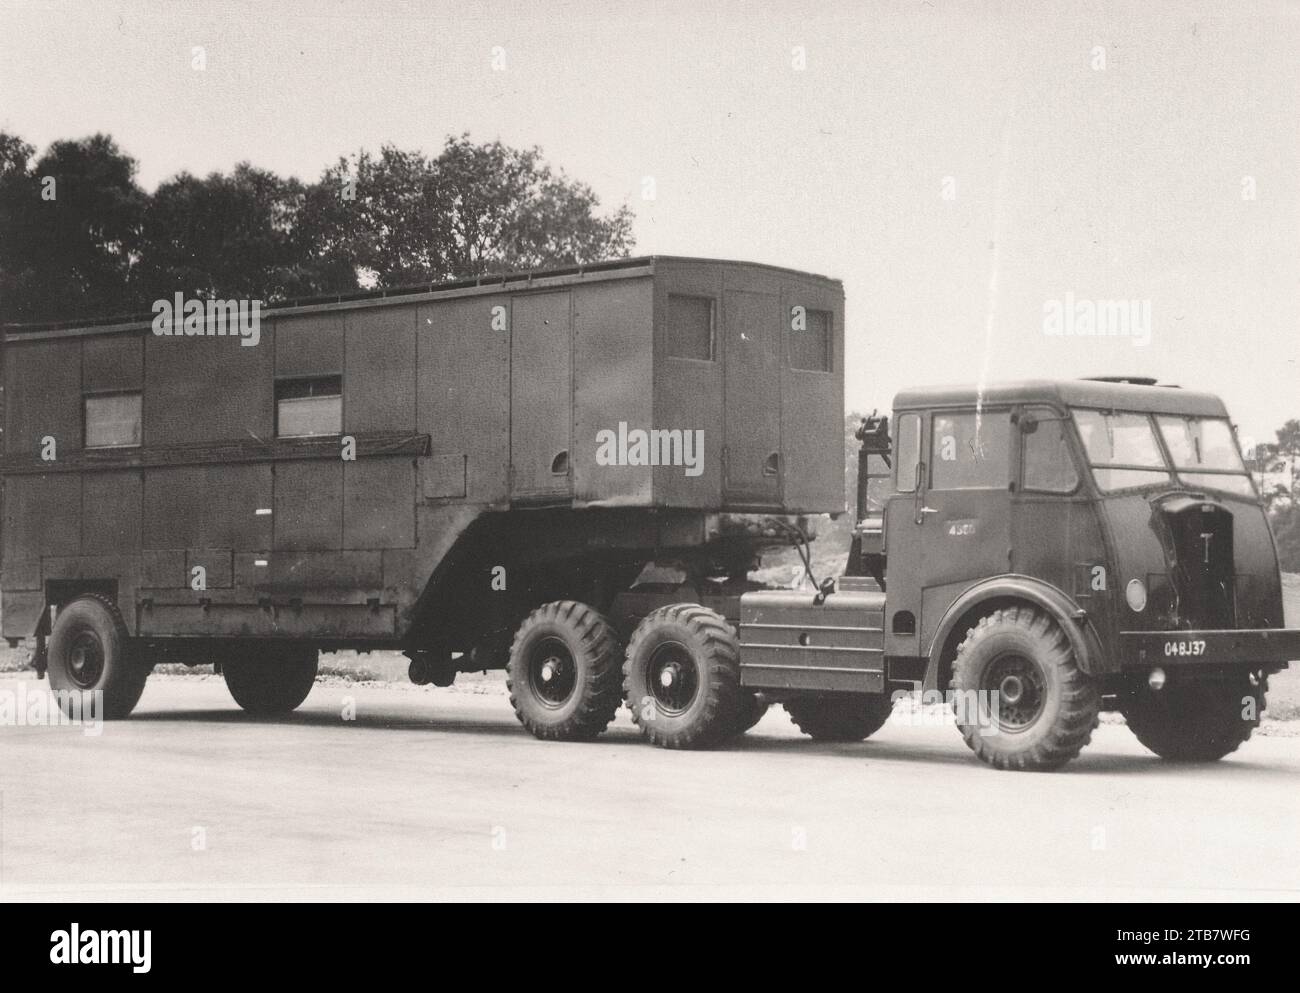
723,289 -> 781,507
510,291 -> 573,501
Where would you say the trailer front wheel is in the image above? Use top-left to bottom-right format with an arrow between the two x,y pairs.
623,604 -> 741,749
951,606 -> 1099,771
47,594 -> 148,719
223,648 -> 318,715
506,601 -> 623,741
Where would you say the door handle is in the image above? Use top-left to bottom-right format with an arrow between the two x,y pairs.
915,505 -> 939,525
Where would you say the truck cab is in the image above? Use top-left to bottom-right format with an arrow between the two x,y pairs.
716,377 -> 1300,769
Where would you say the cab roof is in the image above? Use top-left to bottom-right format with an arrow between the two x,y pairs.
892,379 -> 1228,418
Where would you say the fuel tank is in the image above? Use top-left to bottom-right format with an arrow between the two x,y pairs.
738,588 -> 886,693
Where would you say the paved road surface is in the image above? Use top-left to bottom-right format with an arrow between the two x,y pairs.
1,673 -> 1297,901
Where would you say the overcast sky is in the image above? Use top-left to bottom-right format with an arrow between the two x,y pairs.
2,0 -> 1297,442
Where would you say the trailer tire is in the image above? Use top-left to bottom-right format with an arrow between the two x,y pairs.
952,606 -> 1099,771
223,648 -> 318,715
46,594 -> 148,720
1121,672 -> 1264,762
623,604 -> 741,749
784,694 -> 893,742
507,601 -> 623,741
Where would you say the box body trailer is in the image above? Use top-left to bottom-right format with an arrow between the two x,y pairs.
2,256 -> 844,733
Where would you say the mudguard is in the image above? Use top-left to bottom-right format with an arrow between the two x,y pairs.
923,574 -> 1108,691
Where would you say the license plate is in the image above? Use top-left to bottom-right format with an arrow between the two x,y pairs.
1163,639 -> 1207,658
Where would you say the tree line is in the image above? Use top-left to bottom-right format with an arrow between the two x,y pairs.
0,131 -> 635,325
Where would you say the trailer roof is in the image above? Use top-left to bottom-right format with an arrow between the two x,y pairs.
2,255 -> 842,339
892,378 -> 1228,417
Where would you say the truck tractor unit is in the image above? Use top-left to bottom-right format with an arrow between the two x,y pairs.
1,257 -> 843,739
714,377 -> 1298,769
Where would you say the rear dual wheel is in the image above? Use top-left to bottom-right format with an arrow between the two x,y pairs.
623,604 -> 742,749
223,647 -> 318,715
506,601 -> 624,741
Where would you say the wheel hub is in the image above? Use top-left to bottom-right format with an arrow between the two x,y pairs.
999,674 -> 1024,704
528,638 -> 577,708
67,632 -> 105,689
984,653 -> 1046,731
648,642 -> 698,716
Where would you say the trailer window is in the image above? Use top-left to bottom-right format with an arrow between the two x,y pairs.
276,376 -> 342,437
666,294 -> 715,361
1021,409 -> 1078,493
789,308 -> 832,372
931,411 -> 1010,489
895,413 -> 922,493
84,393 -> 142,449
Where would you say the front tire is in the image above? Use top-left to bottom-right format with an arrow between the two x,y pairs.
784,694 -> 893,742
1121,672 -> 1264,762
223,647 -> 318,715
623,604 -> 741,749
47,595 -> 148,719
506,601 -> 623,741
951,606 -> 1100,771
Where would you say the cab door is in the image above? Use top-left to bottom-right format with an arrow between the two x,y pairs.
884,408 -> 1015,657
883,411 -> 926,657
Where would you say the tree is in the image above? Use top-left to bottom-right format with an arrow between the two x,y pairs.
133,163 -> 353,303
1,131 -> 633,320
0,134 -> 147,322
301,134 -> 634,288
0,132 -> 39,322
1271,506 -> 1300,573
1275,419 -> 1300,505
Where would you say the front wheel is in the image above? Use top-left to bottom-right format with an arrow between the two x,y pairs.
1121,672 -> 1265,762
623,604 -> 741,749
951,606 -> 1100,771
223,647 -> 318,715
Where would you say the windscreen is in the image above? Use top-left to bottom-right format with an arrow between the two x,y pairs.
1070,409 -> 1170,492
1156,416 -> 1255,496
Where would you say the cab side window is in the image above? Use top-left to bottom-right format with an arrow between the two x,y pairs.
1021,407 -> 1079,493
895,413 -> 922,493
930,411 -> 1010,489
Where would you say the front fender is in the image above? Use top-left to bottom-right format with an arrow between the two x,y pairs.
923,575 -> 1108,691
